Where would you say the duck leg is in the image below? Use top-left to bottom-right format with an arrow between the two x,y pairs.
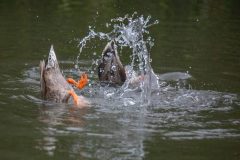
67,73 -> 88,89
67,90 -> 79,105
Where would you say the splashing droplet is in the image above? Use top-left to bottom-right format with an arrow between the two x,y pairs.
76,13 -> 159,105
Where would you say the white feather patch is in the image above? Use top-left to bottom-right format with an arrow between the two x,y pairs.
46,45 -> 57,69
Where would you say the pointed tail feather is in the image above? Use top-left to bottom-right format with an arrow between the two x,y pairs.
46,45 -> 59,69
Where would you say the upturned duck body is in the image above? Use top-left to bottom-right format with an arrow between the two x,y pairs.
98,41 -> 159,88
98,41 -> 126,85
40,45 -> 89,107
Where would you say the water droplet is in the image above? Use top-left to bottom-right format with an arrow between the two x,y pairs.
76,14 -> 159,105
111,65 -> 117,71
106,23 -> 111,28
74,65 -> 78,69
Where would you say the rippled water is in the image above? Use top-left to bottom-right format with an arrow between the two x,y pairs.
0,0 -> 240,160
16,59 -> 239,159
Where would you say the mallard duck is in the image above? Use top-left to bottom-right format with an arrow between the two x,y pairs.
98,40 -> 126,85
40,45 -> 89,108
98,41 -> 159,88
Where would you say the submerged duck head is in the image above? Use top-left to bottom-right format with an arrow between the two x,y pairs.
40,45 -> 73,103
98,41 -> 126,85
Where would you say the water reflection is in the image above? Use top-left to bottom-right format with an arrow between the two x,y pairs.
21,64 -> 240,159
37,104 -> 88,156
35,101 -> 148,159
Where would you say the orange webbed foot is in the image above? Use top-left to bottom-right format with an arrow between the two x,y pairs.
67,78 -> 78,86
67,73 -> 88,90
77,73 -> 88,89
67,73 -> 88,89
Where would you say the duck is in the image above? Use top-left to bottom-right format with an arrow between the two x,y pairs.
98,41 -> 159,88
40,45 -> 89,108
98,40 -> 126,85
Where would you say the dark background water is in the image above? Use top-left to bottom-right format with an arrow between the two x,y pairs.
0,0 -> 240,160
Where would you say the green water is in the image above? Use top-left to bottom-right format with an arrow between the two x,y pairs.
0,0 -> 240,160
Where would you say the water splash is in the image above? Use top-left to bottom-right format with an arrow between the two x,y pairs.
77,13 -> 159,105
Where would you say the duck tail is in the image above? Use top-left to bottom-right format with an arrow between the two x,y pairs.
98,40 -> 126,83
46,45 -> 59,69
39,60 -> 46,99
103,40 -> 124,68
102,40 -> 115,56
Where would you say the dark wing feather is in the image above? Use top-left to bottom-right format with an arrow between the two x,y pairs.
39,60 -> 46,99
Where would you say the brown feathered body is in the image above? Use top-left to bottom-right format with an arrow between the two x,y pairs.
40,45 -> 72,103
98,41 -> 126,85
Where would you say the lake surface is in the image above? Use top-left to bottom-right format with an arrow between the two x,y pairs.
0,0 -> 240,160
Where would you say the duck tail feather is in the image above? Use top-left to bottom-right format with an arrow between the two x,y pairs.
46,45 -> 59,69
